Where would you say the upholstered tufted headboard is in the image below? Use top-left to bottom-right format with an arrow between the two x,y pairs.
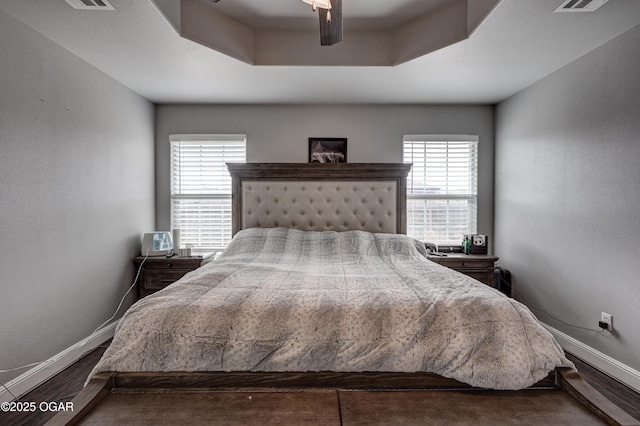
227,163 -> 412,235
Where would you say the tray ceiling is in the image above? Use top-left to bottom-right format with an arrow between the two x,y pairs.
1,0 -> 639,104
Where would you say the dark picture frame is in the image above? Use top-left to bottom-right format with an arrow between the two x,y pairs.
308,138 -> 348,163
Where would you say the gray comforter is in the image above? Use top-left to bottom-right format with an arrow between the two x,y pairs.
91,228 -> 573,390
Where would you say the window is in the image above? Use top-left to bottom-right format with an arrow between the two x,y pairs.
170,135 -> 246,252
403,135 -> 478,246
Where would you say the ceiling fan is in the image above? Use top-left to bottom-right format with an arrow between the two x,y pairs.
208,0 -> 342,46
302,0 -> 343,46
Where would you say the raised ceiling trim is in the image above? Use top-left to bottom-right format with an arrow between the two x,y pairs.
181,0 -> 255,65
255,29 -> 393,67
392,0 -> 469,66
164,0 -> 500,67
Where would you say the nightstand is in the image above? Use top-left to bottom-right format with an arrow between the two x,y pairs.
133,255 -> 203,298
427,253 -> 501,292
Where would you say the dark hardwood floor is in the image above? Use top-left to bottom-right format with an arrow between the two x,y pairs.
0,344 -> 109,426
1,344 -> 638,425
566,353 -> 640,422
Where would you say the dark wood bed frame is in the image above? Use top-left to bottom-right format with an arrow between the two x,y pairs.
47,369 -> 638,425
47,164 -> 639,425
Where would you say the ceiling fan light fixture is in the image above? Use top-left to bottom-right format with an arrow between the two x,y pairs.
301,0 -> 331,11
302,0 -> 341,46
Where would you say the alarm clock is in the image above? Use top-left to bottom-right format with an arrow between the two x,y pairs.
470,234 -> 488,254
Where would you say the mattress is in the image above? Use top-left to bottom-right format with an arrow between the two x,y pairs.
90,227 -> 573,390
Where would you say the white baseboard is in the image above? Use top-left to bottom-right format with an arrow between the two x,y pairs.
0,323 -> 116,403
542,322 -> 640,393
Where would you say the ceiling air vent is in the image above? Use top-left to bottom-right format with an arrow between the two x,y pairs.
555,0 -> 609,12
64,0 -> 115,10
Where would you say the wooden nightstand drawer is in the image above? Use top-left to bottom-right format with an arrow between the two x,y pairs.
133,256 -> 203,298
462,270 -> 494,285
427,253 -> 500,292
433,259 -> 495,269
140,257 -> 201,270
141,269 -> 192,292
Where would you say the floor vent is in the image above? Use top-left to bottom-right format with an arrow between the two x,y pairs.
555,0 -> 609,12
64,0 -> 115,10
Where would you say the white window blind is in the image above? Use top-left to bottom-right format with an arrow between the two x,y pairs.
403,135 -> 478,246
170,135 -> 246,252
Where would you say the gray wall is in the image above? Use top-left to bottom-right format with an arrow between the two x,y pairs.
0,9 -> 155,383
495,25 -> 640,370
155,104 -> 495,242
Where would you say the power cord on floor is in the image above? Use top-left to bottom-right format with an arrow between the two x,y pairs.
502,274 -> 605,333
90,250 -> 148,335
0,248 -> 150,403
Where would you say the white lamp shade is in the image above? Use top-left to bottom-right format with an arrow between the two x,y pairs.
302,0 -> 331,9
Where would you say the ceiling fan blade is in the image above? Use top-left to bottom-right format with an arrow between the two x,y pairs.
318,0 -> 342,46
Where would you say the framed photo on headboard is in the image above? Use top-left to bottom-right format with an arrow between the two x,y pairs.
309,138 -> 347,163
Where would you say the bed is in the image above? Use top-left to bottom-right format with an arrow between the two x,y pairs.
48,163 -> 638,425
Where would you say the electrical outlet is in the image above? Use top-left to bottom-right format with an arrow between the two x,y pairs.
600,312 -> 613,331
